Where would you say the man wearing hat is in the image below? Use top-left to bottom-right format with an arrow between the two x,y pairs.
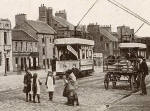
138,56 -> 148,95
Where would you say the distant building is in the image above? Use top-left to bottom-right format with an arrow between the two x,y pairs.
87,24 -> 118,58
117,25 -> 134,42
0,19 -> 13,75
13,14 -> 56,70
12,29 -> 38,71
39,4 -> 89,39
135,36 -> 150,59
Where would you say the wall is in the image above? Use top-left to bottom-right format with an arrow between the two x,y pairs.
0,19 -> 13,74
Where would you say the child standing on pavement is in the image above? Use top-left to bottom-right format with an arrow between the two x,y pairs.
32,73 -> 42,103
45,71 -> 55,101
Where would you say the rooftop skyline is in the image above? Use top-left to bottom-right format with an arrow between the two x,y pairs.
1,0 -> 150,36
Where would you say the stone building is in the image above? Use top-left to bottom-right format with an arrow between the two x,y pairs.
117,25 -> 134,42
13,14 -> 56,70
87,24 -> 118,58
39,4 -> 88,39
12,29 -> 38,71
135,36 -> 150,59
0,19 -> 13,75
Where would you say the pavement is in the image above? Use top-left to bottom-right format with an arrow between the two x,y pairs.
0,70 -> 48,92
106,74 -> 150,111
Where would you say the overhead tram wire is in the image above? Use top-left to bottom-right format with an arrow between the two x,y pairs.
134,23 -> 144,34
107,0 -> 150,26
110,0 -> 150,26
74,0 -> 99,37
76,0 -> 99,28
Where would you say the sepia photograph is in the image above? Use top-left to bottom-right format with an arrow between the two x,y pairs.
0,0 -> 150,111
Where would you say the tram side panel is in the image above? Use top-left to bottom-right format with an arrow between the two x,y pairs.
80,59 -> 94,75
56,59 -> 94,77
56,60 -> 80,76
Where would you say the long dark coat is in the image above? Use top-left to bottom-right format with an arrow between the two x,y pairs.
23,71 -> 32,93
139,61 -> 148,75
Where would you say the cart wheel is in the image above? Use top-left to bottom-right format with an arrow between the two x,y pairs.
104,74 -> 109,90
112,82 -> 116,89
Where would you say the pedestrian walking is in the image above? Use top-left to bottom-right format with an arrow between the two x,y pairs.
51,56 -> 57,76
63,69 -> 79,106
32,73 -> 42,103
138,56 -> 148,95
23,68 -> 32,102
45,71 -> 55,101
68,70 -> 79,106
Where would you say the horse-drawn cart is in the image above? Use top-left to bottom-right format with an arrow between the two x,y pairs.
103,43 -> 147,91
103,58 -> 138,91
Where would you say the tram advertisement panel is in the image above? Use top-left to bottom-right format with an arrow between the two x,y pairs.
56,60 -> 80,73
80,59 -> 94,71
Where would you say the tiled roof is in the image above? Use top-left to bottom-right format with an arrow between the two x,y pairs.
12,29 -> 38,42
26,20 -> 56,34
54,16 -> 81,31
100,28 -> 118,41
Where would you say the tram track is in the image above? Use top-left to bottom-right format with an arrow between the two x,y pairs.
0,74 -> 105,96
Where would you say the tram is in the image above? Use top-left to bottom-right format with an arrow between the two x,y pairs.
54,37 -> 94,77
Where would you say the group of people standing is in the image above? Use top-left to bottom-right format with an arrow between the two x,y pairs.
23,56 -> 79,106
23,68 -> 79,106
23,69 -> 42,103
23,56 -> 57,103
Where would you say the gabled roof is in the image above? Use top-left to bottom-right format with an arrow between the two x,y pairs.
25,20 -> 56,34
54,16 -> 81,31
12,29 -> 38,42
100,28 -> 118,41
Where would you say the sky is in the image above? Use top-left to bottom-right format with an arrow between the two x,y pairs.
1,0 -> 150,37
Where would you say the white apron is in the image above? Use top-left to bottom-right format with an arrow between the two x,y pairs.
47,76 -> 55,92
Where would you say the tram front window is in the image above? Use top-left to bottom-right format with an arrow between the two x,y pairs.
60,52 -> 77,60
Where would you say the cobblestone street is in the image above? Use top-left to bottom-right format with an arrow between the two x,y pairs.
0,68 -> 138,111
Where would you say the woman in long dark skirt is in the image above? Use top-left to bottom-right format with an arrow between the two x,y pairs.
23,69 -> 32,102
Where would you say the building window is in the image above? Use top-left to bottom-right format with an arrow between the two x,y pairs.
105,43 -> 109,50
21,42 -> 23,51
50,38 -> 51,43
15,57 -> 18,64
4,32 -> 7,45
0,52 -> 2,66
30,43 -> 32,52
43,47 -> 45,55
15,42 -> 18,51
43,59 -> 45,67
26,42 -> 28,51
5,24 -> 9,27
100,36 -> 103,41
42,37 -> 45,43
